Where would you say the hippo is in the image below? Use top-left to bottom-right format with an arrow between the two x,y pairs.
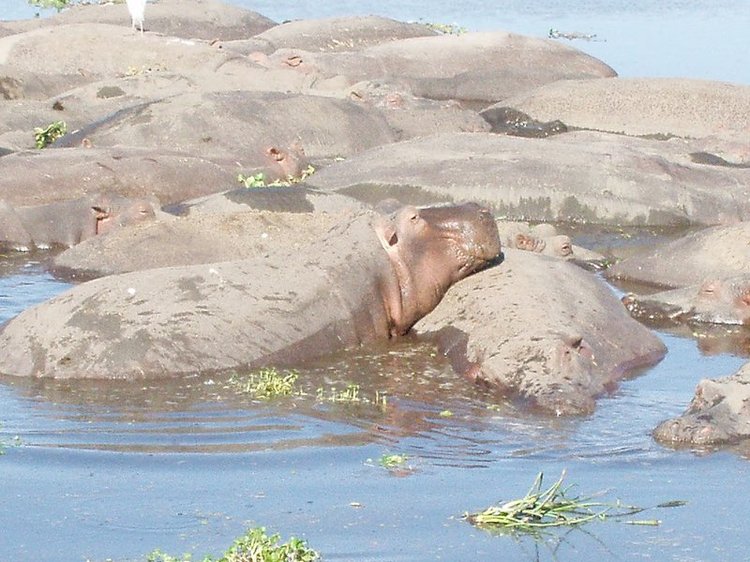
622,275 -> 750,327
653,361 -> 750,447
0,202 -> 501,379
0,192 -> 157,251
415,249 -> 667,415
53,187 -> 369,278
606,221 -> 750,289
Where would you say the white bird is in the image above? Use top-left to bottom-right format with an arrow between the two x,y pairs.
126,0 -> 146,35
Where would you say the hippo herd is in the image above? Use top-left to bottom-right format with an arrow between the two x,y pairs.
1,0 -> 749,451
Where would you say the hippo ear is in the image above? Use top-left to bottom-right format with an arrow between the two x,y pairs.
374,216 -> 399,252
91,205 -> 110,219
266,146 -> 285,162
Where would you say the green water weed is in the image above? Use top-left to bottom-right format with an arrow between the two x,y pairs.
465,470 -> 686,534
228,368 -> 299,400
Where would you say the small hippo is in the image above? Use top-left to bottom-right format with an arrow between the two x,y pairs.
623,275 -> 750,327
0,202 -> 501,379
0,192 -> 157,251
653,361 -> 750,447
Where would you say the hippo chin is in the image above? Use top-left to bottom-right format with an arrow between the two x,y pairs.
0,202 -> 501,379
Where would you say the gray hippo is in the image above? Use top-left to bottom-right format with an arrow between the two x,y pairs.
53,187 -> 369,278
653,361 -> 750,447
606,221 -> 750,289
622,276 -> 750,327
415,249 -> 667,415
0,192 -> 156,251
0,202 -> 501,379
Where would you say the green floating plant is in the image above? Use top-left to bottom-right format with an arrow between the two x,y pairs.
228,368 -> 299,400
465,470 -> 686,534
146,526 -> 319,562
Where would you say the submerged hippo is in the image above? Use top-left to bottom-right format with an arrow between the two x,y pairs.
0,192 -> 156,251
623,275 -> 750,327
654,361 -> 750,447
0,202 -> 501,379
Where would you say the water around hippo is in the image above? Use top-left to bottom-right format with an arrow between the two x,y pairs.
2,250 -> 750,561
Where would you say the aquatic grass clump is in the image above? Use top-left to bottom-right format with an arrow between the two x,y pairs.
146,527 -> 319,562
228,368 -> 299,400
378,453 -> 409,469
34,120 -> 67,148
465,471 -> 686,534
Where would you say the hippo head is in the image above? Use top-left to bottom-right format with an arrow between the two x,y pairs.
91,193 -> 157,236
693,278 -> 750,325
263,141 -> 310,182
375,202 -> 501,336
623,276 -> 750,327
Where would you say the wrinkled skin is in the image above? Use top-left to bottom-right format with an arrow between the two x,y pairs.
415,249 -> 666,416
0,203 -> 500,379
623,275 -> 750,327
0,192 -> 156,251
653,361 -> 750,446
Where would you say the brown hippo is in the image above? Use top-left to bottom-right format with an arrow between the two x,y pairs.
0,202 -> 501,379
623,276 -> 750,327
0,192 -> 156,251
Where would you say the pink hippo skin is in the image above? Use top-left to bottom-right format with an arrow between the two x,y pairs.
0,192 -> 156,251
0,202 -> 500,379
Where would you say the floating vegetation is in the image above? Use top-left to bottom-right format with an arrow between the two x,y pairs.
465,471 -> 686,535
364,452 -> 416,476
315,383 -> 387,408
34,120 -> 66,148
0,427 -> 21,456
146,526 -> 319,562
378,453 -> 409,469
228,368 -> 300,400
238,164 -> 316,188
